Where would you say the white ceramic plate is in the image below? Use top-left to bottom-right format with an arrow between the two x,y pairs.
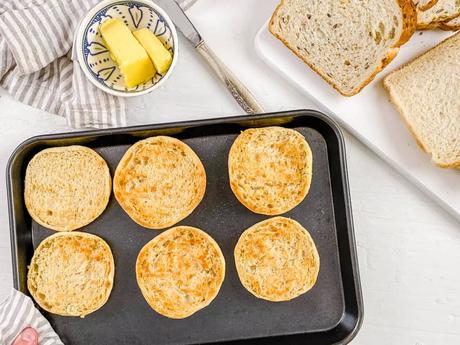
255,23 -> 460,220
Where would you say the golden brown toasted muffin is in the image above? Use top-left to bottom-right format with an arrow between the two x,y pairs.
228,127 -> 312,215
136,226 -> 225,319
113,136 -> 206,229
27,232 -> 115,317
234,217 -> 319,301
24,146 -> 111,231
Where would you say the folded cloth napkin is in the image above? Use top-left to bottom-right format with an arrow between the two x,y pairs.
0,0 -> 126,128
0,289 -> 63,345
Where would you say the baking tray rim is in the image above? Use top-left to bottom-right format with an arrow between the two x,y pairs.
6,109 -> 364,345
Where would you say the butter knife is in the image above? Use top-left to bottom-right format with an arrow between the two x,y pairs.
157,0 -> 264,114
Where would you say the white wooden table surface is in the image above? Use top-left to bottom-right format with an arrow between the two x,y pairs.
0,0 -> 459,344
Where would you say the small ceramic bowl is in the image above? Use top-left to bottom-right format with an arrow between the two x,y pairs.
75,0 -> 178,97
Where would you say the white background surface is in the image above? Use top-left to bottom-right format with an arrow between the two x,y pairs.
0,0 -> 459,344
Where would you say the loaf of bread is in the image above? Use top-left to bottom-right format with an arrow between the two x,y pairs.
417,0 -> 460,29
269,0 -> 416,96
383,32 -> 460,168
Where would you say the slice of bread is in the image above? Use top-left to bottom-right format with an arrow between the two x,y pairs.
417,0 -> 460,29
269,0 -> 416,96
440,14 -> 460,30
27,232 -> 115,317
383,32 -> 460,168
413,0 -> 439,11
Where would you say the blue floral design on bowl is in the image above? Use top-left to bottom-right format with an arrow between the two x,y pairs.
77,0 -> 178,97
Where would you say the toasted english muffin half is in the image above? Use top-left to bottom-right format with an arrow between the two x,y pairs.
136,226 -> 225,319
24,146 -> 111,231
234,217 -> 319,302
27,232 -> 115,317
113,136 -> 206,230
228,127 -> 312,215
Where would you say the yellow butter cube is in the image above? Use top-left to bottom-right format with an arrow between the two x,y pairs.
133,28 -> 172,75
100,19 -> 155,88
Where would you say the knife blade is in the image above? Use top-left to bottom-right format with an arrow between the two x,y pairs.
155,0 -> 264,114
156,0 -> 202,47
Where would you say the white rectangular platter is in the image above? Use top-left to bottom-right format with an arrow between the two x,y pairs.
255,24 -> 460,221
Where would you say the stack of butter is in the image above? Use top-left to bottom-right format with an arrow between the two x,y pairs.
100,19 -> 173,88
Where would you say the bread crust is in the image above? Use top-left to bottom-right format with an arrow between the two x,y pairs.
417,16 -> 460,29
136,226 -> 225,319
383,32 -> 460,168
234,217 -> 320,302
113,136 -> 206,229
416,2 -> 460,29
439,15 -> 460,30
269,0 -> 417,96
228,127 -> 312,215
24,145 -> 112,231
27,232 -> 115,317
416,0 -> 439,11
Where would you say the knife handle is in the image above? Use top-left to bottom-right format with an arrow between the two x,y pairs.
196,41 -> 264,115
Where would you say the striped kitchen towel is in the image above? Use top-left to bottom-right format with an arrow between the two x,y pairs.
0,0 -> 126,128
0,0 -> 196,129
0,289 -> 63,345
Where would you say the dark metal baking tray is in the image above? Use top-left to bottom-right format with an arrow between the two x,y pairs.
7,110 -> 363,345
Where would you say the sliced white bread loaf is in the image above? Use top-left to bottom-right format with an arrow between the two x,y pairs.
414,0 -> 439,11
417,0 -> 460,29
440,14 -> 460,30
269,0 -> 416,96
383,32 -> 460,168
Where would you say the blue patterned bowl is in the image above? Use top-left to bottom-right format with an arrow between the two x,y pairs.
76,0 -> 178,97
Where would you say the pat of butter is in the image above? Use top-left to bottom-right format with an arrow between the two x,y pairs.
100,19 -> 155,88
133,28 -> 172,75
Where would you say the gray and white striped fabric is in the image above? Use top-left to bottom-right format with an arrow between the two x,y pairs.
0,289 -> 63,345
0,0 -> 126,128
